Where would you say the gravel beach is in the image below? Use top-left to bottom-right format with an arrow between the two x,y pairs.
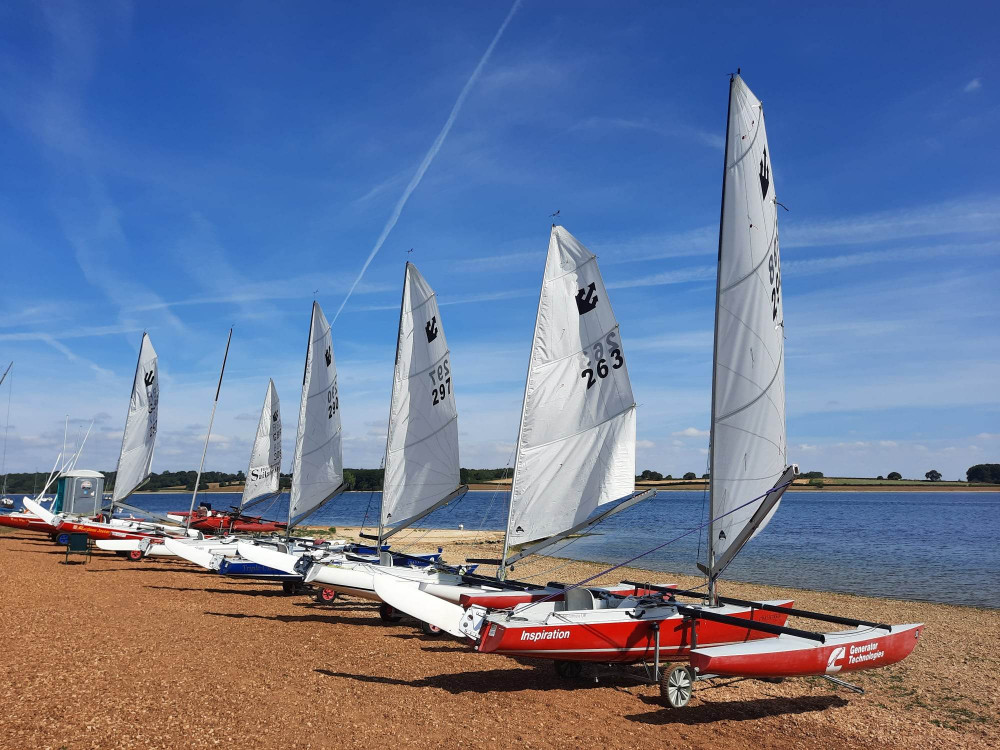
1,527 -> 996,750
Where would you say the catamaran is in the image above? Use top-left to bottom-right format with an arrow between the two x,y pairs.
375,73 -> 922,707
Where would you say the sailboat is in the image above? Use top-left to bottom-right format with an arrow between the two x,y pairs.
171,379 -> 286,534
25,334 -> 198,546
235,264 -> 465,601
375,73 -> 922,706
241,233 -> 665,618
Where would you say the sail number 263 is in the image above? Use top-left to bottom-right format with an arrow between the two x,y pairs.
581,332 -> 624,389
429,358 -> 452,406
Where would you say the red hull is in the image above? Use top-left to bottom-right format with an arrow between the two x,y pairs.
478,602 -> 793,664
56,519 -> 167,542
172,511 -> 285,534
689,624 -> 923,677
0,513 -> 59,535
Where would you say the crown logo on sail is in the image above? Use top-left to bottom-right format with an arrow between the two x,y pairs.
324,346 -> 332,367
575,282 -> 598,315
425,316 -> 438,343
143,370 -> 155,387
759,148 -> 770,199
272,410 -> 279,422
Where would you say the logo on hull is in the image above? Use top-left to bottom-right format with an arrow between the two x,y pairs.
520,629 -> 571,643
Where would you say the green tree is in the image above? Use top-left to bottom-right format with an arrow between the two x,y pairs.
887,472 -> 902,480
801,471 -> 824,479
967,464 -> 1000,483
924,469 -> 942,482
638,469 -> 663,481
683,472 -> 697,480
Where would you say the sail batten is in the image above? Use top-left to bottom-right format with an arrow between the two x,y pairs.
379,263 -> 462,533
112,333 -> 159,504
289,302 -> 343,526
708,74 -> 789,573
504,226 -> 637,549
240,379 -> 281,511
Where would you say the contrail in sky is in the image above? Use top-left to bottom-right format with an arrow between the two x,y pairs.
332,0 -> 523,323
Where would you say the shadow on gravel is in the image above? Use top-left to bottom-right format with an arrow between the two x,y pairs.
626,694 -> 847,725
315,667 -> 604,694
86,566 -> 212,575
205,611 -> 385,627
144,584 -> 290,596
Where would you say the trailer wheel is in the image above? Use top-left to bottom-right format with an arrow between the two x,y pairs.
379,602 -> 402,623
553,661 -> 583,679
54,533 -> 71,546
127,549 -> 143,562
316,588 -> 338,604
420,621 -> 442,636
660,665 -> 694,708
282,580 -> 302,595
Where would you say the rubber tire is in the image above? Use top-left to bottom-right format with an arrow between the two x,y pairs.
420,621 -> 443,637
659,665 -> 694,709
127,549 -> 143,562
379,602 -> 402,623
282,580 -> 301,595
553,661 -> 583,679
55,533 -> 71,546
316,588 -> 338,604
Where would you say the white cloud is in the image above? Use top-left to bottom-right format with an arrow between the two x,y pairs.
976,432 -> 999,439
672,427 -> 709,438
964,78 -> 982,93
636,439 -> 655,449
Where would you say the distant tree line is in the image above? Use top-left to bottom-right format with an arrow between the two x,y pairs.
968,464 -> 1000,483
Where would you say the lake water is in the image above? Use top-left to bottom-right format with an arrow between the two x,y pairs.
125,489 -> 1000,609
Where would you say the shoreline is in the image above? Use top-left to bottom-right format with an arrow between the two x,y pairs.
86,483 -> 1000,494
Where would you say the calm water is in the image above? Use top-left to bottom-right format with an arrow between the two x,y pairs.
124,489 -> 1000,609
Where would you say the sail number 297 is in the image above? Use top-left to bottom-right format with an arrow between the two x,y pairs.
769,249 -> 782,322
581,332 -> 624,389
327,383 -> 339,419
429,358 -> 452,406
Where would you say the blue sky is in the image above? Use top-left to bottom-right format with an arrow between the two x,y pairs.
0,1 -> 997,481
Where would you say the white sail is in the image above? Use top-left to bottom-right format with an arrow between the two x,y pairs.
113,333 -> 159,503
240,379 -> 281,510
289,302 -> 343,525
709,74 -> 789,566
380,263 -> 461,531
505,225 -> 637,547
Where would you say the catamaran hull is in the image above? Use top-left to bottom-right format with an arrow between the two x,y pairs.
0,512 -> 59,535
477,601 -> 794,664
689,623 -> 923,677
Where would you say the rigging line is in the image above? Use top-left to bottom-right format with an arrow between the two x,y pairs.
331,0 -> 522,324
359,453 -> 386,535
0,364 -> 11,496
516,478 -> 794,613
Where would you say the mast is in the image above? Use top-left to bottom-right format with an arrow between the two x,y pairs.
707,73 -> 736,607
109,334 -> 146,512
377,263 -> 410,547
499,227 -> 552,581
0,361 -> 12,497
186,329 -> 233,531
288,306 -> 316,533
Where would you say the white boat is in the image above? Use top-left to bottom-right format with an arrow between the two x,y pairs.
362,225 -> 656,610
238,264 -> 470,604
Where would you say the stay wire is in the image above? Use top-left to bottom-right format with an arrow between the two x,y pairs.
517,479 -> 793,612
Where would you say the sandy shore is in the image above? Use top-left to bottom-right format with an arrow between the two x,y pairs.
1,526 -> 996,750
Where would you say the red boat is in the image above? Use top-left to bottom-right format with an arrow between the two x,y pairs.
0,510 -> 59,535
689,623 -> 923,678
473,596 -> 793,663
168,508 -> 286,533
